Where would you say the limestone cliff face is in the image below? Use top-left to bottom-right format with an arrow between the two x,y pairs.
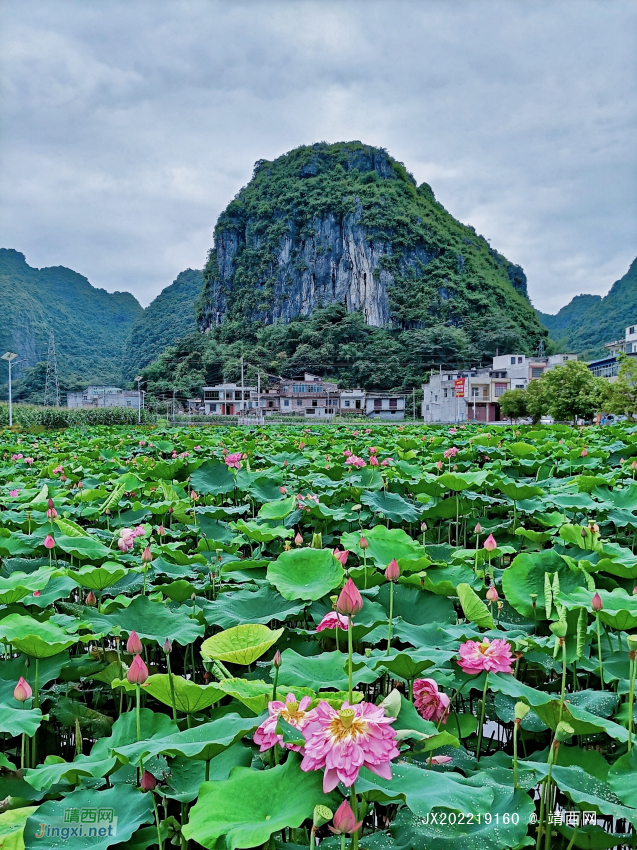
198,142 -> 545,353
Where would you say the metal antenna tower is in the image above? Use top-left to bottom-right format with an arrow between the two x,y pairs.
43,329 -> 60,407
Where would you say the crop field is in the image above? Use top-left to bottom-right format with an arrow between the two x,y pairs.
1,421 -> 637,850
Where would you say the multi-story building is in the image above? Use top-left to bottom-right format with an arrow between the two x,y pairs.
365,393 -> 406,420
202,383 -> 256,416
588,324 -> 637,381
277,374 -> 339,418
67,387 -> 142,409
422,352 -> 577,423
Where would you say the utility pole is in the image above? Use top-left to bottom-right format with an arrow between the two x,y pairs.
43,330 -> 60,407
412,387 -> 416,421
135,376 -> 144,424
172,388 -> 176,424
240,355 -> 244,418
257,371 -> 261,422
2,352 -> 18,427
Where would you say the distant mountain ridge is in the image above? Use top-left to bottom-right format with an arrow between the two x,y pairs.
536,258 -> 637,359
0,249 -> 204,402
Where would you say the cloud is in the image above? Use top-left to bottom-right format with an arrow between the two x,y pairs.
0,0 -> 635,311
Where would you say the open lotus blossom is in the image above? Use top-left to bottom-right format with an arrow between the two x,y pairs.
9,490 -> 19,497
300,700 -> 400,792
333,549 -> 349,566
413,678 -> 451,723
225,452 -> 242,469
317,612 -> 350,632
118,529 -> 135,552
13,677 -> 32,702
253,693 -> 312,752
458,638 -> 514,675
344,455 -> 366,468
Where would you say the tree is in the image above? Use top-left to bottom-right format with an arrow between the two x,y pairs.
499,388 -> 528,421
607,353 -> 637,418
525,378 -> 548,424
541,360 -> 608,424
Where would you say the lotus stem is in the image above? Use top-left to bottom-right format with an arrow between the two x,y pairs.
347,616 -> 354,704
136,684 -> 141,742
166,653 -> 178,724
475,673 -> 489,761
151,789 -> 164,850
386,582 -> 394,656
513,719 -> 520,789
628,649 -> 636,750
558,639 -> 567,725
595,613 -> 604,687
350,782 -> 359,850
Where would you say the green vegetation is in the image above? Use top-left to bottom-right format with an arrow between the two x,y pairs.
122,268 -> 203,381
0,249 -> 143,401
1,420 -> 637,847
607,353 -> 637,418
538,257 -> 637,359
0,403 -> 156,429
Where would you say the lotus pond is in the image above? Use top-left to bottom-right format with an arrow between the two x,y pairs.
1,421 -> 637,850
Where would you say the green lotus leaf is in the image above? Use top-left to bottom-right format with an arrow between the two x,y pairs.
0,806 -> 39,850
0,705 -> 46,737
163,744 -> 252,803
23,752 -> 118,792
142,674 -> 223,714
361,490 -> 421,523
182,753 -> 331,850
201,586 -> 305,629
190,460 -> 235,496
55,533 -> 115,561
0,614 -> 77,658
457,583 -> 494,629
501,549 -> 586,619
23,784 -> 154,850
276,649 -> 380,691
257,495 -> 296,520
267,548 -> 343,602
68,562 -> 127,591
0,568 -> 56,604
341,525 -> 425,566
201,623 -> 283,665
111,713 -> 261,765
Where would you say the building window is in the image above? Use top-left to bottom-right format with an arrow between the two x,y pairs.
518,357 -> 523,364
472,387 -> 480,397
495,382 -> 507,398
344,400 -> 350,407
531,367 -> 544,378
631,327 -> 635,335
434,395 -> 438,402
283,386 -> 289,392
355,400 -> 361,409
283,399 -> 289,407
374,399 -> 382,409
297,400 -> 303,407
306,409 -> 315,414
515,384 -> 525,390
204,390 -> 220,401
510,357 -> 516,365
426,404 -> 429,410
451,389 -> 455,398
389,398 -> 398,409
292,384 -> 323,393
443,389 -> 448,398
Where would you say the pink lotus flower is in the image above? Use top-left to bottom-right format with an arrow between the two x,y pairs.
344,455 -> 366,468
333,549 -> 349,567
52,465 -> 63,474
435,460 -> 443,470
253,693 -> 312,752
46,507 -> 57,519
14,677 -> 32,702
140,770 -> 156,791
458,638 -> 514,675
300,700 -> 399,792
279,486 -> 288,494
134,526 -> 145,538
317,612 -> 350,632
581,448 -> 588,457
225,452 -> 242,469
127,631 -> 143,655
25,457 -> 33,465
295,532 -> 303,546
329,800 -> 362,836
483,533 -> 497,552
343,449 -> 352,457
413,678 -> 450,723
592,592 -> 603,612
299,442 -> 306,450
430,755 -> 453,765
486,585 -> 499,602
337,578 -> 363,616
9,489 -> 19,497
43,534 -> 55,550
385,558 -> 400,581
369,455 -> 379,466
127,654 -> 148,685
359,535 -> 369,550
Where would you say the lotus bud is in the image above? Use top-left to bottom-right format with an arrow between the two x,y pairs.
474,522 -> 482,534
420,522 -> 428,532
554,721 -> 574,743
581,527 -> 587,538
632,460 -> 637,470
86,591 -> 97,606
385,559 -> 400,582
311,532 -> 322,549
141,546 -> 152,564
127,654 -> 148,685
591,592 -> 603,612
313,804 -> 333,828
279,486 -> 288,494
43,534 -> 55,550
359,535 -> 369,550
127,630 -> 143,655
627,635 -> 637,659
273,650 -> 282,669
140,770 -> 156,792
329,800 -> 363,836
163,639 -> 172,654
47,498 -> 55,509
486,585 -> 499,602
13,677 -> 32,702
157,525 -> 165,536
483,533 -> 497,552
514,701 -> 530,721
337,578 -> 363,616
294,532 -> 303,546
334,549 -> 349,566
581,448 -> 588,457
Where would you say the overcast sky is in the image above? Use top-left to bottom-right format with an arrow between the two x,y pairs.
1,0 -> 635,312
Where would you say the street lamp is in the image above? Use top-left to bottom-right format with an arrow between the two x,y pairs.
135,376 -> 146,424
2,352 -> 18,427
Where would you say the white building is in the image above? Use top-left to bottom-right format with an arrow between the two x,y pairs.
339,389 -> 366,415
365,393 -> 406,420
202,383 -> 256,416
588,323 -> 637,381
67,387 -> 142,409
422,352 -> 577,423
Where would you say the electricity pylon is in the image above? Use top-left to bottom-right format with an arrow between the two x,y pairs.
43,329 -> 60,407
